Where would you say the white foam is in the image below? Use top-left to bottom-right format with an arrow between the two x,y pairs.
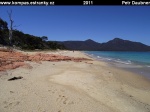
97,56 -> 102,58
107,58 -> 112,61
104,58 -> 112,61
114,60 -> 131,65
127,60 -> 131,63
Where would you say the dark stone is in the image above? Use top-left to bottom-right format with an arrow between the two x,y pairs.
8,76 -> 23,81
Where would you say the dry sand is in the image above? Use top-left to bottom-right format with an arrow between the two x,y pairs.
0,50 -> 150,112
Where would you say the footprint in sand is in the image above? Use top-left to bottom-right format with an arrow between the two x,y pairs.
56,95 -> 68,105
3,101 -> 20,108
48,89 -> 58,94
56,95 -> 75,105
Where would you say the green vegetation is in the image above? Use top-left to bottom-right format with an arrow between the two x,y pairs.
0,18 -> 66,50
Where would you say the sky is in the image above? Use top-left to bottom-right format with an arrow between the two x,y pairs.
0,6 -> 150,45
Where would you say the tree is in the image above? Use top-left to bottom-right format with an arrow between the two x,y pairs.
0,18 -> 8,30
7,10 -> 20,46
7,10 -> 14,46
41,36 -> 48,41
0,18 -> 9,45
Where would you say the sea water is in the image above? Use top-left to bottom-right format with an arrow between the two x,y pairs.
84,51 -> 150,79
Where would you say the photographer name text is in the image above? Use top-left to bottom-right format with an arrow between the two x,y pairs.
122,1 -> 150,5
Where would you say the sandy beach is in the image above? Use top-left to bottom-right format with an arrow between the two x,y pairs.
0,50 -> 150,112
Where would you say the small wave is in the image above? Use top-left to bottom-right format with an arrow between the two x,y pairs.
107,58 -> 112,61
97,56 -> 102,58
103,58 -> 112,61
96,57 -> 112,61
127,60 -> 131,63
114,60 -> 131,65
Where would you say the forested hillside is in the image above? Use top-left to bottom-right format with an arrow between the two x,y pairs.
0,18 -> 65,50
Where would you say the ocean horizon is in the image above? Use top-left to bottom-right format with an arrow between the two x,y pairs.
84,51 -> 150,79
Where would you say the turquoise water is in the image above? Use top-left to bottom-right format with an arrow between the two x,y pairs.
84,51 -> 150,67
84,51 -> 150,79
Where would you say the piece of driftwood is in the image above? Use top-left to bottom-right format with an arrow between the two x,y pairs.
8,76 -> 23,81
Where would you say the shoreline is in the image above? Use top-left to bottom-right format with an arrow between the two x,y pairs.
0,50 -> 150,112
83,51 -> 150,87
83,51 -> 150,81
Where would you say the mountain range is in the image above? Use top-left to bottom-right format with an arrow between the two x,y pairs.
56,38 -> 150,51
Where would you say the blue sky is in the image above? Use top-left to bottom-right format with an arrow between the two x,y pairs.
0,6 -> 150,45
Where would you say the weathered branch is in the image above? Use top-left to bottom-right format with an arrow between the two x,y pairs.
7,10 -> 13,46
7,10 -> 20,49
13,24 -> 21,28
